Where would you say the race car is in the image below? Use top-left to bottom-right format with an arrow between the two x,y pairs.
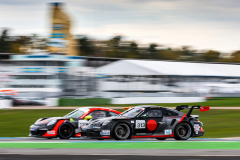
29,107 -> 121,139
81,105 -> 209,140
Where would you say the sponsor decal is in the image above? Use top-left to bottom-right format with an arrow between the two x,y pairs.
47,131 -> 55,134
136,120 -> 145,129
93,126 -> 100,129
194,124 -> 200,134
78,120 -> 88,128
168,116 -> 181,119
136,133 -> 152,136
100,130 -> 110,135
147,119 -> 157,131
164,129 -> 172,135
82,127 -> 87,131
30,128 -> 36,131
159,122 -> 165,124
131,121 -> 134,123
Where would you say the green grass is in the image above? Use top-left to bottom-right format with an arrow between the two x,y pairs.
0,109 -> 240,138
0,109 -> 72,137
0,142 -> 240,149
58,97 -> 240,107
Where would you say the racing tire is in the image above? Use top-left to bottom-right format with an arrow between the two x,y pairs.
58,123 -> 74,139
174,122 -> 192,140
113,123 -> 131,140
155,138 -> 167,140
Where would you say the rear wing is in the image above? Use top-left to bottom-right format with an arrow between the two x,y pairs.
175,105 -> 210,117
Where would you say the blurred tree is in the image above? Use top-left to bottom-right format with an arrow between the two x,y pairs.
126,42 -> 140,58
230,50 -> 240,62
203,50 -> 220,62
148,43 -> 158,59
158,50 -> 180,60
77,35 -> 95,56
106,36 -> 125,58
0,29 -> 11,53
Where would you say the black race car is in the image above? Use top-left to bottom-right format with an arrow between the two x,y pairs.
81,105 -> 209,140
29,107 -> 121,139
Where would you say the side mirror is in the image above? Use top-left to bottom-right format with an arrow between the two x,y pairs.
84,115 -> 92,120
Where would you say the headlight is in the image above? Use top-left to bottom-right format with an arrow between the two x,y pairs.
102,120 -> 111,126
35,118 -> 42,124
47,119 -> 57,126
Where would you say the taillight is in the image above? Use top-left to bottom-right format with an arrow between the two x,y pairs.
195,119 -> 199,121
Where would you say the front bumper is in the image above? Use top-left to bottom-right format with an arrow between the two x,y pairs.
29,125 -> 56,138
192,131 -> 204,137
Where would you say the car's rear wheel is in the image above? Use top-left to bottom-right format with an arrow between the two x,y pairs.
113,123 -> 130,140
58,123 -> 74,139
156,138 -> 167,140
174,122 -> 191,140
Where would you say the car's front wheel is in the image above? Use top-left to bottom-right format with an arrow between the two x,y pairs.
113,123 -> 130,140
58,123 -> 74,139
174,122 -> 191,140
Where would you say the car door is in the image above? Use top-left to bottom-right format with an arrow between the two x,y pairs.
133,108 -> 164,136
77,110 -> 108,132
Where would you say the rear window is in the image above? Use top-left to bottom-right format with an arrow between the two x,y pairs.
165,111 -> 179,116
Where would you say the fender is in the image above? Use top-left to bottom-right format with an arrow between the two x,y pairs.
42,119 -> 65,137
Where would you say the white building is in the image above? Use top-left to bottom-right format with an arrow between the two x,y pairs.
0,54 -> 85,97
96,59 -> 240,98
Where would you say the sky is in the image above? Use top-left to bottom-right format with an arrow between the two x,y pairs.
1,0 -> 240,53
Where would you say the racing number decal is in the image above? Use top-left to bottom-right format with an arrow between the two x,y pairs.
136,120 -> 145,129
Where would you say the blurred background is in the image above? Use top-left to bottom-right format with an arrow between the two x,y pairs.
1,1 -> 240,107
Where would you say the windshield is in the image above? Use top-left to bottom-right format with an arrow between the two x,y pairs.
64,109 -> 86,119
120,108 -> 144,118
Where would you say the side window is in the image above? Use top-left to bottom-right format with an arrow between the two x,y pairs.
142,109 -> 162,118
165,111 -> 179,116
108,111 -> 119,117
88,111 -> 107,119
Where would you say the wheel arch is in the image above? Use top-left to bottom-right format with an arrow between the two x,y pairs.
111,120 -> 132,139
58,122 -> 75,137
177,120 -> 194,137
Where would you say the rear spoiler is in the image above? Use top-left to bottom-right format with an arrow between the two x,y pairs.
175,105 -> 210,117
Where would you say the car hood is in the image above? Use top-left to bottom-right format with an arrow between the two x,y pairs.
34,117 -> 67,125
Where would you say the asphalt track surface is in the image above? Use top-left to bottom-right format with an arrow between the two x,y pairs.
1,155 -> 240,160
0,137 -> 240,157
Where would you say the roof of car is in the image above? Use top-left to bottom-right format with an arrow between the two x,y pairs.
133,105 -> 164,109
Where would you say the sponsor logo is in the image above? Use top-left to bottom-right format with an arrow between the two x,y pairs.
93,126 -> 100,129
30,128 -> 36,131
168,116 -> 181,119
82,127 -> 87,131
100,130 -> 110,135
194,124 -> 200,132
136,120 -> 145,129
164,129 -> 172,135
136,133 -> 152,136
78,120 -> 88,128
159,122 -> 165,124
47,131 -> 55,134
